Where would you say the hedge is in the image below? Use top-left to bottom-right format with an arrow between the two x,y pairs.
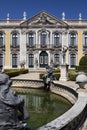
4,69 -> 29,77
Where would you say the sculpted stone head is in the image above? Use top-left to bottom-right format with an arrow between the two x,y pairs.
0,73 -> 9,85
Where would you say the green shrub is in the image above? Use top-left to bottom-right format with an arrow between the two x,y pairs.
68,69 -> 76,81
53,68 -> 60,73
79,56 -> 87,66
19,69 -> 29,74
4,68 -> 28,77
5,70 -> 20,77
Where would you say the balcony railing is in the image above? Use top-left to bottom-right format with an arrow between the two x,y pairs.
69,44 -> 77,48
26,44 -> 36,48
10,45 -> 20,48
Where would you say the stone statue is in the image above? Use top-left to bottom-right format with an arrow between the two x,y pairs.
0,73 -> 29,130
43,66 -> 54,91
62,45 -> 68,64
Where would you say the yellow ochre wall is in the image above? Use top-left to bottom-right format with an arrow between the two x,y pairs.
5,30 -> 10,67
78,30 -> 83,64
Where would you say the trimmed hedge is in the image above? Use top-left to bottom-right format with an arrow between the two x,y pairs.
68,69 -> 76,81
4,69 -> 29,77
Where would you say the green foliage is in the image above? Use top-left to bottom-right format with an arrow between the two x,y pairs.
79,56 -> 87,66
76,56 -> 87,73
68,69 -> 76,81
76,65 -> 87,73
4,68 -> 29,77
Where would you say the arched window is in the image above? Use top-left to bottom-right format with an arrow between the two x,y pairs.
53,32 -> 61,47
27,32 -> 35,47
69,32 -> 77,46
11,32 -> 19,47
70,54 -> 76,68
40,31 -> 47,45
0,32 -> 4,46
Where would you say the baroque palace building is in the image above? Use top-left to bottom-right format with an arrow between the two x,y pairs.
0,11 -> 87,69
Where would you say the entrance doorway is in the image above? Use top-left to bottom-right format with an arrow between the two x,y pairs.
39,51 -> 48,67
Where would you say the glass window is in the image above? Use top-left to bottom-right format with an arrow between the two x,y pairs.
28,33 -> 34,46
70,54 -> 76,68
54,54 -> 60,65
84,33 -> 87,46
70,33 -> 76,46
54,33 -> 60,46
28,54 -> 34,67
40,31 -> 47,45
0,33 -> 4,46
0,54 -> 3,68
12,54 -> 17,68
12,33 -> 18,46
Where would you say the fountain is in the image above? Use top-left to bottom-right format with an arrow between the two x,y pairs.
0,73 -> 29,130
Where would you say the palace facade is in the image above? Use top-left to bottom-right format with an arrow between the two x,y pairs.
0,11 -> 87,69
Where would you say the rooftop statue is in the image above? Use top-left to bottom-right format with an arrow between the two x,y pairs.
0,73 -> 29,130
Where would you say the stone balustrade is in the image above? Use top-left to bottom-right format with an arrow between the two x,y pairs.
11,79 -> 87,130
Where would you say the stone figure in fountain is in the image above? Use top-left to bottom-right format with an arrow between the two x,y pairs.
43,66 -> 54,91
0,73 -> 29,130
62,45 -> 68,64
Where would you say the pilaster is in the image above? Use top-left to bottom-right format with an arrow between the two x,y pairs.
78,30 -> 83,64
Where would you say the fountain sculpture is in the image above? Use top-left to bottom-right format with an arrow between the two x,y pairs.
43,65 -> 54,91
0,73 -> 29,130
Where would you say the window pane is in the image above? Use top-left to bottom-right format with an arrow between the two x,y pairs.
0,33 -> 3,46
0,54 -> 3,68
54,33 -> 60,45
12,54 -> 17,67
70,34 -> 76,46
54,54 -> 60,64
41,32 -> 46,45
70,54 -> 76,67
28,54 -> 34,67
28,33 -> 34,45
12,33 -> 18,46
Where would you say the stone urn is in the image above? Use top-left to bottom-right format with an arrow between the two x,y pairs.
76,72 -> 87,89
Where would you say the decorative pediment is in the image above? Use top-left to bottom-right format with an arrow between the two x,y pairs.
20,11 -> 68,27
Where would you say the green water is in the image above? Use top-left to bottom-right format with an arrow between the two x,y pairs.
19,89 -> 72,130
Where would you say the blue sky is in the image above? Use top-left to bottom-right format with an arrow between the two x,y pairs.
0,0 -> 87,20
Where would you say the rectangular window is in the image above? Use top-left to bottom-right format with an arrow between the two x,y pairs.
28,54 -> 34,67
0,54 -> 3,68
0,34 -> 3,46
70,54 -> 76,67
12,34 -> 18,47
70,34 -> 76,46
85,35 -> 87,46
12,54 -> 17,68
28,34 -> 34,46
